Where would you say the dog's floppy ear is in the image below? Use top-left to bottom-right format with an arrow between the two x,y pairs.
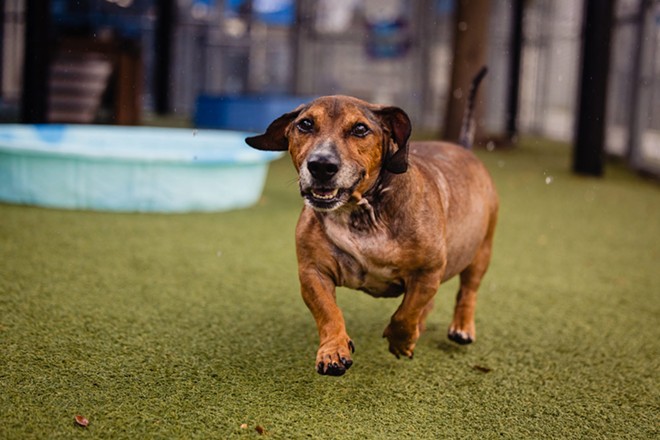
245,109 -> 302,151
374,106 -> 412,174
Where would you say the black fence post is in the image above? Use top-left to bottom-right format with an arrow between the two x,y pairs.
573,0 -> 616,176
20,0 -> 51,123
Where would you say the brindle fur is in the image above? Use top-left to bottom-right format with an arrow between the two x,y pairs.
246,92 -> 498,376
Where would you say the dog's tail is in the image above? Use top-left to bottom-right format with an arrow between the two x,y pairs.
458,66 -> 488,149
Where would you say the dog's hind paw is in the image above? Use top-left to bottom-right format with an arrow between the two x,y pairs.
447,329 -> 474,345
383,322 -> 418,359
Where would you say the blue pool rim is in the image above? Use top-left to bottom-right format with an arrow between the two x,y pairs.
0,124 -> 284,213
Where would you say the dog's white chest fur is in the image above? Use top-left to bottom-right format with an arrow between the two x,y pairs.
322,210 -> 402,296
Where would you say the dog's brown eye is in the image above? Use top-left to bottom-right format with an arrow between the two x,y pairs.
296,118 -> 314,133
351,123 -> 370,138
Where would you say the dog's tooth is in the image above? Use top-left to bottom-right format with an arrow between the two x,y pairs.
312,188 -> 338,200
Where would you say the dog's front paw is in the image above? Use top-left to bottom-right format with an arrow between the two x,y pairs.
316,338 -> 355,376
383,322 -> 419,359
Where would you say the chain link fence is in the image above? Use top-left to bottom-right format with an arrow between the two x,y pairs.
1,0 -> 658,174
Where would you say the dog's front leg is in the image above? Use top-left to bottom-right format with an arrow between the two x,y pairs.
299,267 -> 354,376
383,271 -> 442,359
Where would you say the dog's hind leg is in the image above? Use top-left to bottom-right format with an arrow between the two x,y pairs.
448,228 -> 495,345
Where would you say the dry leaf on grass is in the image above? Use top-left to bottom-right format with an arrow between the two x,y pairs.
74,415 -> 89,427
473,365 -> 493,373
255,425 -> 266,435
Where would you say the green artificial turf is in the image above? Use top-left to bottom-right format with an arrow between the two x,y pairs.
1,138 -> 658,439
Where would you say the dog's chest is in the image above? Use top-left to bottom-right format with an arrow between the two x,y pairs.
322,213 -> 403,297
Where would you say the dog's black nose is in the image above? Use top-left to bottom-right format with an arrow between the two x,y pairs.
307,155 -> 339,182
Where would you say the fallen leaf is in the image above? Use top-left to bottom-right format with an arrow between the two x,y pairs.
74,415 -> 89,427
255,425 -> 265,435
473,365 -> 492,373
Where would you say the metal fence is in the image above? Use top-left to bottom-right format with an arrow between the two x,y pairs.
518,0 -> 583,140
293,0 -> 454,131
625,0 -> 660,174
520,0 -> 660,175
607,0 -> 660,174
171,0 -> 515,134
168,0 -> 456,131
1,0 -> 658,174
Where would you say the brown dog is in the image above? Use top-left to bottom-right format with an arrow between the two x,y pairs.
246,69 -> 497,376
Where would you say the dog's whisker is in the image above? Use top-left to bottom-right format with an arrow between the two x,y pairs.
285,177 -> 299,188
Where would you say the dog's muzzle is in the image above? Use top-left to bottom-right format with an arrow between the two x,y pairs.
300,150 -> 360,211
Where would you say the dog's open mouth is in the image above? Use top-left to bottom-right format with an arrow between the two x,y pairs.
302,174 -> 363,211
303,187 -> 349,210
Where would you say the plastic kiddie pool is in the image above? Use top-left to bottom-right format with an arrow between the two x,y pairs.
0,124 -> 283,213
